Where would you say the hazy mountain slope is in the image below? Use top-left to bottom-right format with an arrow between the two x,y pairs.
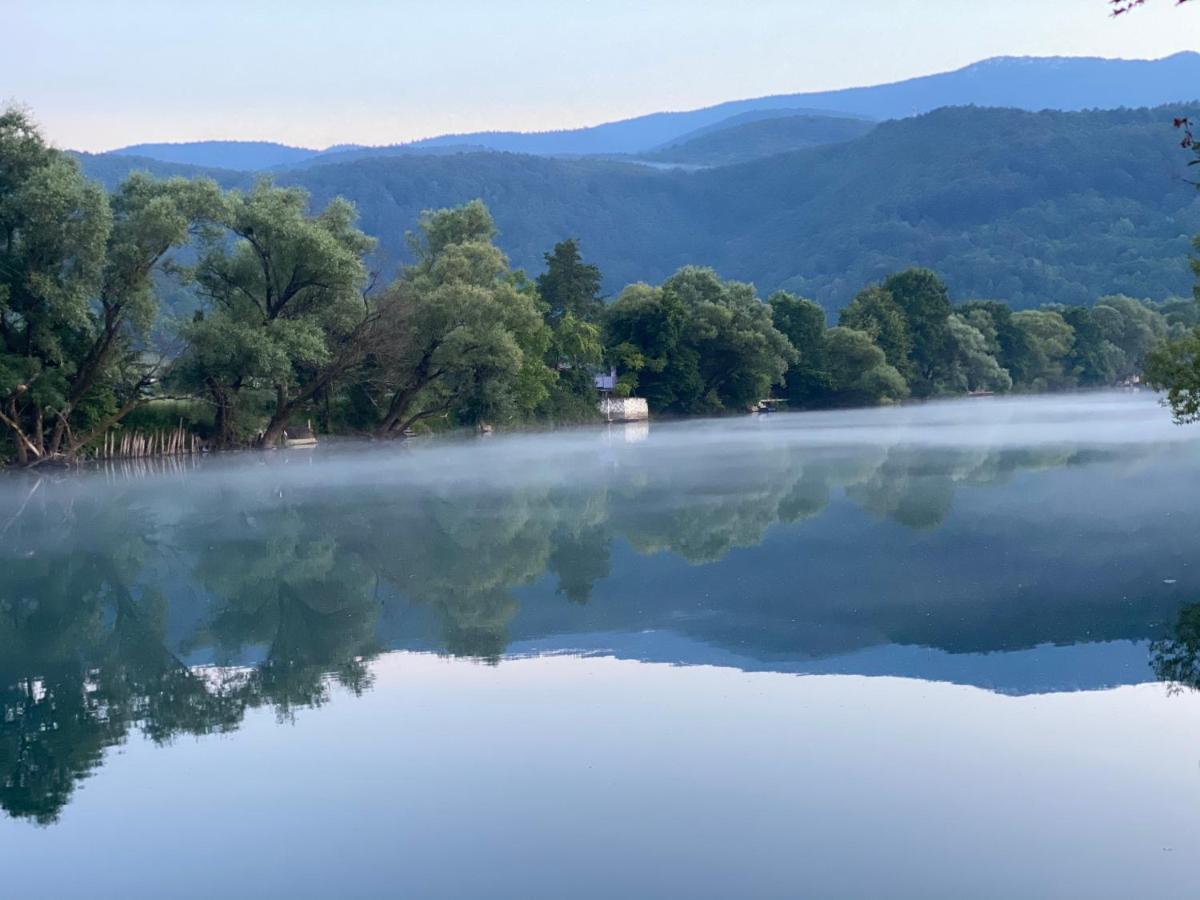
72,151 -> 250,189
285,105 -> 1200,309
405,52 -> 1200,156
701,105 -> 1200,305
640,113 -> 877,166
275,153 -> 701,286
78,105 -> 1200,311
649,106 -> 873,149
280,142 -> 501,170
109,140 -> 325,170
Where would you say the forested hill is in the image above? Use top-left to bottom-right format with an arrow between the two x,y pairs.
77,104 -> 1200,311
75,151 -> 247,188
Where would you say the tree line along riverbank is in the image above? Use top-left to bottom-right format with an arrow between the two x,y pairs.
2,106 -> 1197,467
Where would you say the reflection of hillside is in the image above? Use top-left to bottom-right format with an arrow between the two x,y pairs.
0,430 -> 1189,823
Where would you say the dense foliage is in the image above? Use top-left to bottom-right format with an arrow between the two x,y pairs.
0,109 -> 222,464
605,267 -> 795,413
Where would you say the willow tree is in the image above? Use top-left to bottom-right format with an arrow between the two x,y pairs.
839,285 -> 912,380
606,267 -> 796,413
184,181 -> 376,447
823,326 -> 909,407
368,200 -> 550,436
0,107 -> 219,465
882,268 -> 953,396
769,291 -> 831,407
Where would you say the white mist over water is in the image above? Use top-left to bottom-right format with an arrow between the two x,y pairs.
2,391 -> 1188,513
4,390 -> 1200,900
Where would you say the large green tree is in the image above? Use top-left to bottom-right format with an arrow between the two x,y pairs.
533,240 -> 605,423
606,267 -> 795,413
367,200 -> 551,436
183,181 -> 376,448
882,268 -> 954,396
1011,309 -> 1075,390
839,284 -> 912,380
536,238 -> 604,324
944,314 -> 1012,393
822,326 -> 909,407
769,291 -> 832,407
1091,294 -> 1168,379
1060,306 -> 1124,386
0,107 -> 219,464
959,300 -> 1037,386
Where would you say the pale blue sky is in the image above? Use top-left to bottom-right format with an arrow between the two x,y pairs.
6,0 -> 1197,151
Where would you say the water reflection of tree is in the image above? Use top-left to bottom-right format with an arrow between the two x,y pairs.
0,494 -> 240,824
0,439 -> 1158,824
0,486 -> 380,823
1151,603 -> 1200,693
548,523 -> 610,604
182,491 -> 382,717
350,485 -> 611,660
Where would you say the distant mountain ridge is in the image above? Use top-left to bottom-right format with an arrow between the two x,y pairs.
110,140 -> 328,171
405,52 -> 1200,157
99,52 -> 1200,170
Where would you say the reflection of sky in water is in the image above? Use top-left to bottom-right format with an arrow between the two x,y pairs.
4,652 -> 1200,899
5,392 -> 1200,896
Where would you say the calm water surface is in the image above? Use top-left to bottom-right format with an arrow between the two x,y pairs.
3,392 -> 1200,898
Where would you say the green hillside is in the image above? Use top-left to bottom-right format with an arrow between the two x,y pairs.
78,105 -> 1200,311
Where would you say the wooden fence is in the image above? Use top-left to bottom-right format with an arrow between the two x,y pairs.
97,426 -> 204,460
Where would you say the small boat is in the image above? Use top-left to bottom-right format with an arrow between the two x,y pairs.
755,399 -> 784,414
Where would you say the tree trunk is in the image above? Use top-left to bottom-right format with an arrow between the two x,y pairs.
2,400 -> 37,466
376,384 -> 423,436
258,384 -> 290,448
47,318 -> 121,456
207,379 -> 236,449
259,369 -> 340,448
260,417 -> 288,448
390,403 -> 451,438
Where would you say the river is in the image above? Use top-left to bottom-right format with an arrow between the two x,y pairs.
2,391 -> 1199,898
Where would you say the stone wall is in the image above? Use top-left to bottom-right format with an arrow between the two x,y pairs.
599,397 -> 649,422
